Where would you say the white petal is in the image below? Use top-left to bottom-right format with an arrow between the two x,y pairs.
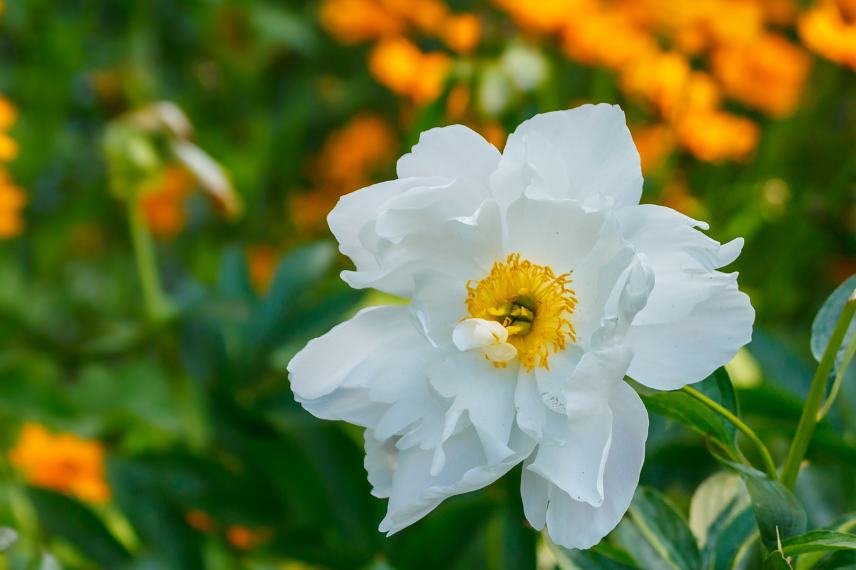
491,104 -> 642,210
365,431 -> 395,499
397,124 -> 501,183
524,346 -> 632,508
616,204 -> 740,272
288,305 -> 446,449
429,352 -> 519,468
327,179 -> 408,272
342,199 -> 503,297
411,272 -> 469,348
374,177 -> 488,242
376,426 -> 535,534
521,381 -> 648,550
616,204 -> 755,389
514,369 -> 546,440
625,272 -> 755,389
453,318 -> 508,351
526,412 -> 612,507
502,197 -> 608,271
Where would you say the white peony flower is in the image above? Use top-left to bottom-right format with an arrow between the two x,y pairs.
287,104 -> 754,549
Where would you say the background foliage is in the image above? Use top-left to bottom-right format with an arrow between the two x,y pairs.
0,0 -> 854,568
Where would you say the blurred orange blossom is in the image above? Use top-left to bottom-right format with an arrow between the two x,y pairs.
9,423 -> 110,504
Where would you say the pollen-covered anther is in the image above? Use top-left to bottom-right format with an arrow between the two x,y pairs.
464,253 -> 577,371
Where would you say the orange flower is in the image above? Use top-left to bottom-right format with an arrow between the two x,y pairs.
226,525 -> 266,550
442,13 -> 481,53
246,245 -> 279,295
186,510 -> 216,532
657,178 -> 702,217
712,34 -> 810,117
799,0 -> 856,71
446,85 -> 471,119
561,7 -> 658,71
0,97 -> 16,131
642,0 -> 764,54
675,111 -> 759,163
292,114 -> 396,231
139,166 -> 194,239
290,191 -> 339,233
0,133 -> 18,162
369,37 -> 452,103
0,172 -> 25,239
319,0 -> 403,43
632,124 -> 675,174
317,114 -> 395,186
9,423 -> 110,504
759,0 -> 798,25
494,0 -> 590,33
383,0 -> 449,34
478,121 -> 507,151
621,52 -> 720,120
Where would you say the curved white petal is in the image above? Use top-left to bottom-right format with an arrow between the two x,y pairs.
491,104 -> 642,210
617,204 -> 741,271
521,346 -> 632,509
521,381 -> 648,550
428,352 -> 519,470
288,305 -> 445,449
502,197 -> 608,271
624,273 -> 754,390
397,124 -> 501,184
617,204 -> 755,389
374,177 -> 488,243
410,272 -> 468,348
342,199 -> 503,297
366,426 -> 535,535
328,179 -> 409,272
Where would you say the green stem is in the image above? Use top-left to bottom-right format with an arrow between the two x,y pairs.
781,294 -> 856,489
127,200 -> 171,323
682,386 -> 778,479
816,327 -> 856,421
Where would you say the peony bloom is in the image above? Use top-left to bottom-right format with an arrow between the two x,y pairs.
288,104 -> 754,549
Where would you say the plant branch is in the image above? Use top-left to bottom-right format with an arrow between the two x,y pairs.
682,385 -> 778,479
781,292 -> 856,489
127,200 -> 171,323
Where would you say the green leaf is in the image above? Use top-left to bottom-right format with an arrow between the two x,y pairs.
551,543 -> 640,570
245,241 -> 336,353
28,487 -> 132,568
811,273 -> 856,373
108,457 -> 204,570
797,514 -> 856,569
614,487 -> 702,570
724,464 -> 806,553
217,246 -> 256,303
699,368 -> 740,417
388,494 -> 498,570
688,472 -> 757,570
638,368 -> 739,457
765,530 -> 856,566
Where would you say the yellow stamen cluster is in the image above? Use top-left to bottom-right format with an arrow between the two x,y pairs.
466,253 -> 577,371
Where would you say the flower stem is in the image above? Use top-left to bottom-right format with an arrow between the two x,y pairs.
682,385 -> 778,479
816,328 -> 856,421
127,200 -> 171,323
781,292 -> 856,490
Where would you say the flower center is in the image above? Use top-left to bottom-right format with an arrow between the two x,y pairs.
465,253 -> 577,371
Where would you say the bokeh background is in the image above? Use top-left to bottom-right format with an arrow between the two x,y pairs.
0,0 -> 855,568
